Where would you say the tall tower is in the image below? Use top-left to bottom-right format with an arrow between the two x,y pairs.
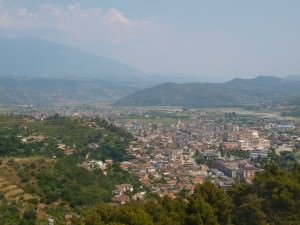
177,118 -> 181,128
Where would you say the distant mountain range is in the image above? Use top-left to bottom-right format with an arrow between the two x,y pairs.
0,37 -> 143,81
114,76 -> 300,107
0,37 -> 149,105
0,37 -> 215,83
1,37 -> 300,107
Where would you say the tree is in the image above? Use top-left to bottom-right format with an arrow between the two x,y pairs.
113,205 -> 153,225
23,208 -> 37,224
185,193 -> 218,225
232,194 -> 267,225
195,182 -> 232,225
84,209 -> 104,225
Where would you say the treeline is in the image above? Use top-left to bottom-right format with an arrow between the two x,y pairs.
281,110 -> 300,117
79,164 -> 300,225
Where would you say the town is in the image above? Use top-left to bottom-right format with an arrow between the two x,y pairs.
114,108 -> 299,200
6,105 -> 300,205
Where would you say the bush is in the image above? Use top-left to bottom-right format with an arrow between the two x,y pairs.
28,198 -> 39,205
30,162 -> 36,170
18,171 -> 30,183
23,208 -> 37,221
7,158 -> 15,165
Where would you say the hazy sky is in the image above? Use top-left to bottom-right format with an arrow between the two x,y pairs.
1,0 -> 300,80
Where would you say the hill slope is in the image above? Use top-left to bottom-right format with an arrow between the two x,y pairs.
114,76 -> 300,107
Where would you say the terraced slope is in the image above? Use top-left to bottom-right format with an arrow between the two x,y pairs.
0,158 -> 37,202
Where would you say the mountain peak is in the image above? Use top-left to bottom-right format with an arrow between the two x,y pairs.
227,75 -> 282,84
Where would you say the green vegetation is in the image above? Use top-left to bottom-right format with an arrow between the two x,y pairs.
0,114 -> 137,177
35,157 -> 140,206
0,115 -> 133,161
0,115 -> 141,223
226,149 -> 250,159
0,156 -> 141,224
195,155 -> 214,167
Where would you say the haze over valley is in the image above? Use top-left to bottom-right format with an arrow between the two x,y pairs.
0,37 -> 300,107
1,1 -> 300,225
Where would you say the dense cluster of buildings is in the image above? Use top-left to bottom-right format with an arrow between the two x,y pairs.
113,110 -> 300,198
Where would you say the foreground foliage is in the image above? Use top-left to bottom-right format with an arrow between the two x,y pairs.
1,162 -> 300,224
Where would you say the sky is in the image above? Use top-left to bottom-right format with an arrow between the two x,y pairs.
0,0 -> 300,81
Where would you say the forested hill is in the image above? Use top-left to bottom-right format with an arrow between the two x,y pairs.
114,76 -> 300,107
0,115 -> 141,224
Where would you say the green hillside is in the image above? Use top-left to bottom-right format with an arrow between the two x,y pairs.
0,115 -> 141,223
114,76 -> 300,107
